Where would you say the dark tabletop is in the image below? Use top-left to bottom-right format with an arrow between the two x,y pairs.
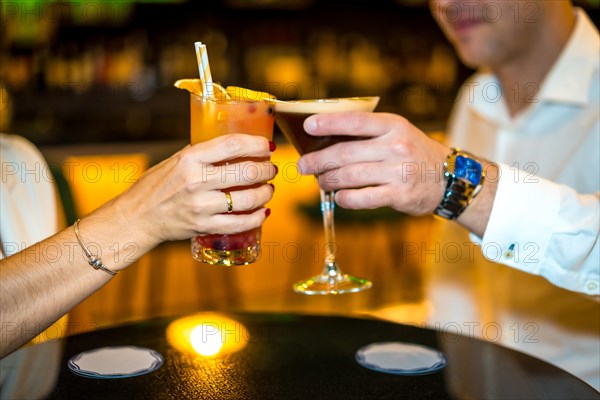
46,312 -> 599,400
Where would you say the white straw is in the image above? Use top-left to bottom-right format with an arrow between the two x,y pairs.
194,41 -> 213,100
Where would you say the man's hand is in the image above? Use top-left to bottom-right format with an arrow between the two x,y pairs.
297,112 -> 450,216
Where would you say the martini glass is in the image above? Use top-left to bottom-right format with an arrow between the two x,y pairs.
275,97 -> 379,295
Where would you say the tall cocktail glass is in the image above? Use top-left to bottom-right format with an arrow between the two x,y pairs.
190,92 -> 275,265
275,97 -> 379,294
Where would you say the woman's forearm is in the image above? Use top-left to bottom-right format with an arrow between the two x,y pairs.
0,210 -> 155,358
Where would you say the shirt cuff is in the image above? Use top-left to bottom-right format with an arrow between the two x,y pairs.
474,163 -> 599,295
479,163 -> 558,272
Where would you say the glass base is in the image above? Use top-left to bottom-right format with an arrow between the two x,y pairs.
191,233 -> 261,266
192,245 -> 260,265
293,271 -> 372,295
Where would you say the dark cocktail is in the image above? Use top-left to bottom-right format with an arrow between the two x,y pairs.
275,97 -> 379,295
275,98 -> 380,154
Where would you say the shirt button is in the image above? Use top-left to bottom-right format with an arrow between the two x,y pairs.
585,280 -> 599,293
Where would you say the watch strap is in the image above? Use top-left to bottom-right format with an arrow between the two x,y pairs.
434,148 -> 485,220
434,175 -> 479,220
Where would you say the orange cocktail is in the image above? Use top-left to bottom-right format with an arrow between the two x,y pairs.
188,87 -> 275,265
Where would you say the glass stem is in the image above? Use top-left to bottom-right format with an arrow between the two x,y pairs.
320,190 -> 339,276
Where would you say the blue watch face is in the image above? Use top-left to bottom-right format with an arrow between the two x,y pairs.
455,155 -> 482,185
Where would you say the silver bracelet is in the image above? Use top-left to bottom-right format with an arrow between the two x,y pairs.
73,219 -> 118,276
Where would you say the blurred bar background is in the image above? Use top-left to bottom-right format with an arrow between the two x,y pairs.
3,0 -> 598,144
6,0 -> 596,145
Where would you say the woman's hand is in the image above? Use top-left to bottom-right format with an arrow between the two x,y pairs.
94,134 -> 277,249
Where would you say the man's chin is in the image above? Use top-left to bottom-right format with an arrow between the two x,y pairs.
455,46 -> 487,69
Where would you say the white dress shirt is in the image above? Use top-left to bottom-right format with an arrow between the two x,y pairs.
436,8 -> 600,390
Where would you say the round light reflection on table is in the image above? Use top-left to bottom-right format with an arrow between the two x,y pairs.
166,313 -> 249,357
190,325 -> 223,356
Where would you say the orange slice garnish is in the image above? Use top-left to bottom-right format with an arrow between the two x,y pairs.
174,79 -> 231,100
173,79 -> 203,96
175,80 -> 275,103
226,86 -> 276,102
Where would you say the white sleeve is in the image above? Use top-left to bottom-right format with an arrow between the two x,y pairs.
0,134 -> 59,255
474,163 -> 600,295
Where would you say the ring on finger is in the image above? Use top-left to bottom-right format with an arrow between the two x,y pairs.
224,191 -> 234,213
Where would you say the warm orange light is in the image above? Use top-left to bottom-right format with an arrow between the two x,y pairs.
190,324 -> 224,356
64,153 -> 148,215
166,313 -> 249,357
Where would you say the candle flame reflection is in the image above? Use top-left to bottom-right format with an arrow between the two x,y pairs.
166,313 -> 249,357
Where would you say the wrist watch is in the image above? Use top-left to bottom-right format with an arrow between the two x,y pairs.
434,148 -> 485,220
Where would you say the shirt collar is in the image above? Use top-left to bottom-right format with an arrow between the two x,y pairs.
538,8 -> 599,106
467,8 -> 599,125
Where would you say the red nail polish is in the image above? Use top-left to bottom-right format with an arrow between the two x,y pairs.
269,183 -> 275,192
273,165 -> 279,175
269,141 -> 277,152
265,208 -> 271,217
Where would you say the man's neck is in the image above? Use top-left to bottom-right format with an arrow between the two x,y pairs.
494,9 -> 577,117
